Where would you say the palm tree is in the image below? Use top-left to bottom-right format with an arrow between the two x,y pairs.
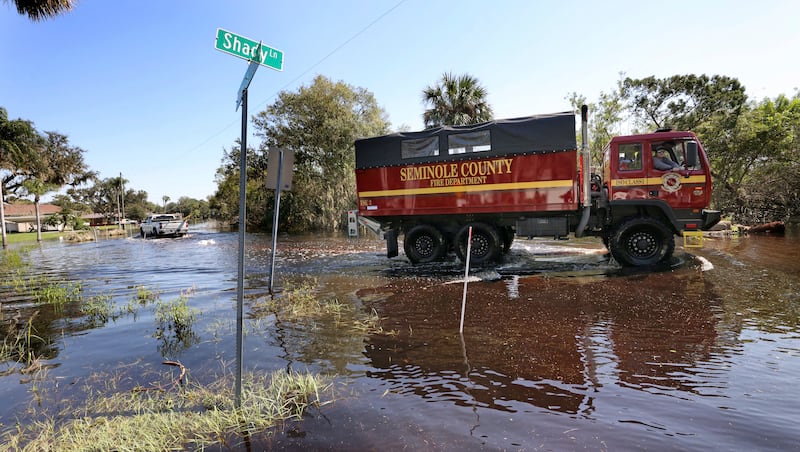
5,0 -> 77,21
162,195 -> 170,213
422,72 -> 493,128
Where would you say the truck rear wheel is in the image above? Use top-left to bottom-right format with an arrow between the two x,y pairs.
404,224 -> 447,264
455,222 -> 502,265
609,217 -> 674,266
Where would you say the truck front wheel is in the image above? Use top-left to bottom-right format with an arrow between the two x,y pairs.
455,222 -> 502,265
609,217 -> 674,267
404,224 -> 447,264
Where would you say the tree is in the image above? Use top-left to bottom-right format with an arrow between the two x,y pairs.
14,131 -> 93,240
171,196 -> 210,221
49,193 -> 90,230
209,140 -> 268,227
0,107 -> 38,247
707,94 -> 800,221
68,177 -> 154,224
620,74 -> 746,131
248,75 -> 390,232
21,178 -> 58,240
422,72 -> 493,128
162,195 -> 170,212
4,0 -> 76,21
567,78 -> 626,168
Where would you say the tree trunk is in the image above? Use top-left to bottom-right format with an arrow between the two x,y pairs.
0,181 -> 6,248
35,194 -> 42,242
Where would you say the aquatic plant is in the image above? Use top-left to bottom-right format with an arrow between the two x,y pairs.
0,313 -> 49,372
154,295 -> 199,337
0,249 -> 25,271
133,285 -> 160,304
81,294 -> 116,324
32,280 -> 82,310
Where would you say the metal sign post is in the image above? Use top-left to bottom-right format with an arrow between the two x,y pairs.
459,226 -> 473,334
268,150 -> 283,295
233,84 -> 248,409
265,149 -> 294,295
218,28 -> 283,410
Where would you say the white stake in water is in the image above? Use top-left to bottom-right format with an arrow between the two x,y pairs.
459,226 -> 473,334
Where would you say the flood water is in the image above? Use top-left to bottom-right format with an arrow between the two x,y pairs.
1,224 -> 799,450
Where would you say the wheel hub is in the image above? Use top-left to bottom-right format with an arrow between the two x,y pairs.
628,232 -> 656,257
472,235 -> 489,257
415,236 -> 434,257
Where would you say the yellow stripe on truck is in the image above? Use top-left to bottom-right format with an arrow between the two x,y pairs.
359,179 -> 575,198
610,175 -> 707,187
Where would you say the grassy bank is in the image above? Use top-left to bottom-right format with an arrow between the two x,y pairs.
2,231 -> 63,245
1,369 -> 333,451
1,226 -> 136,246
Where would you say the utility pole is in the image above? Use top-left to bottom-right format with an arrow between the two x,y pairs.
120,172 -> 126,229
0,178 -> 6,248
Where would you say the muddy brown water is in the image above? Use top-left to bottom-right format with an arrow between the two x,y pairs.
1,224 -> 799,450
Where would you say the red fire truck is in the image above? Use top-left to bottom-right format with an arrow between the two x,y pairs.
354,106 -> 720,267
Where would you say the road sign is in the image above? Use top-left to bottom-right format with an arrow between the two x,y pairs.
266,148 -> 294,191
215,28 -> 283,71
236,43 -> 261,111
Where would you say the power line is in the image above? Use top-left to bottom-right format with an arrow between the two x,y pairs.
182,0 -> 407,157
253,0 -> 407,110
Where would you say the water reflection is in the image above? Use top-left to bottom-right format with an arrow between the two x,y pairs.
361,267 -> 721,416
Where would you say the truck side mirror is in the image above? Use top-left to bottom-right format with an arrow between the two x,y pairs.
686,141 -> 698,167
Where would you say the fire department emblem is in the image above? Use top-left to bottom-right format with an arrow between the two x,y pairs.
661,173 -> 682,193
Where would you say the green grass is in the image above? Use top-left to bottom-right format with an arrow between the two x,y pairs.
2,231 -> 64,245
1,368 -> 333,451
248,279 -> 390,336
0,249 -> 26,270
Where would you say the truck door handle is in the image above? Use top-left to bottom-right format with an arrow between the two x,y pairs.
649,190 -> 659,197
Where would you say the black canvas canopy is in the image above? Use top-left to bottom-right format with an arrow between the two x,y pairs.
355,111 -> 577,169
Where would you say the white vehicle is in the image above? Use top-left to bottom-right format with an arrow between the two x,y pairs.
140,213 -> 188,238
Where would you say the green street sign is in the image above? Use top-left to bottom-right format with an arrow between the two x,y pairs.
215,28 -> 283,71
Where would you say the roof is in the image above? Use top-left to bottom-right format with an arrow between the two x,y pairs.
355,111 -> 577,169
2,203 -> 62,217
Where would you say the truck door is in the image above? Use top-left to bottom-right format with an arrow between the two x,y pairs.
647,140 -> 707,208
609,142 -> 648,200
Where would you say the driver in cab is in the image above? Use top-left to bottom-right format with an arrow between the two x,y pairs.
653,147 -> 681,171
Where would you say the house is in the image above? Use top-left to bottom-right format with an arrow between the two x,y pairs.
2,202 -> 62,232
81,212 -> 107,227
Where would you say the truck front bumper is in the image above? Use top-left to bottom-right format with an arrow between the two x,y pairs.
701,209 -> 722,230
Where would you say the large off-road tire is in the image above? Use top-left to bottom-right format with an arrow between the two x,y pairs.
609,216 -> 674,266
454,222 -> 502,265
403,224 -> 447,264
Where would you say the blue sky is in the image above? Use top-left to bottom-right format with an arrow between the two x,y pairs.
2,0 -> 798,203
